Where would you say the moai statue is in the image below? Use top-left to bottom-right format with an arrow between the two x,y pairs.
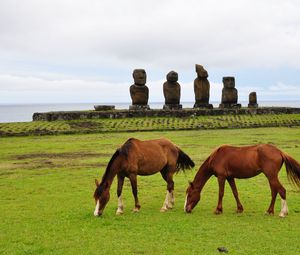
193,64 -> 213,109
129,69 -> 150,110
248,92 -> 258,108
163,71 -> 182,110
219,76 -> 241,108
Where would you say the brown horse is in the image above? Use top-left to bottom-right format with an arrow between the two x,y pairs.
93,137 -> 194,216
184,144 -> 300,217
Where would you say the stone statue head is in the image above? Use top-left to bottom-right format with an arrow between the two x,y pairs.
133,69 -> 147,86
166,71 -> 178,83
195,64 -> 208,78
223,76 -> 235,89
249,92 -> 257,104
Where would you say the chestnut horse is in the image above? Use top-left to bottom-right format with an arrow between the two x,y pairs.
184,144 -> 300,217
94,138 -> 194,216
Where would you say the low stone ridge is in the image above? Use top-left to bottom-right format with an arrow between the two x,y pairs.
32,107 -> 300,121
94,105 -> 115,111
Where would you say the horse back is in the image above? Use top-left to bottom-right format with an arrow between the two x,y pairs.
210,144 -> 282,178
120,138 -> 178,175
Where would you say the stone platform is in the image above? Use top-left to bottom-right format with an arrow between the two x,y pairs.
32,107 -> 300,121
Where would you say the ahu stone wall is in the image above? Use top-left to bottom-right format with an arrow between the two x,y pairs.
33,107 -> 300,121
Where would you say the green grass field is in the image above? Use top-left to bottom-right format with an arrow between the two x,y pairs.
1,127 -> 300,254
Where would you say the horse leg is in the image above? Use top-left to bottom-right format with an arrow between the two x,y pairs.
279,195 -> 288,218
160,169 -> 174,212
266,177 -> 288,217
215,176 -> 225,214
275,179 -> 288,217
116,174 -> 125,215
266,178 -> 278,215
129,174 -> 141,212
265,166 -> 289,216
227,177 -> 244,213
262,155 -> 288,217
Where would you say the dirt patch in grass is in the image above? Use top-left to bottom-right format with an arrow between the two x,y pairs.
2,152 -> 111,171
14,152 -> 110,160
2,161 -> 107,171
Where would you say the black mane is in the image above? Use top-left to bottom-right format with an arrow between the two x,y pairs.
119,138 -> 135,158
94,138 -> 135,198
101,149 -> 120,184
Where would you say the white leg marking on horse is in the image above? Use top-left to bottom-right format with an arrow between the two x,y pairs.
184,195 -> 188,212
279,199 -> 288,217
170,190 -> 175,205
166,191 -> 173,209
94,200 -> 100,216
160,191 -> 169,212
116,196 -> 124,215
132,207 -> 140,212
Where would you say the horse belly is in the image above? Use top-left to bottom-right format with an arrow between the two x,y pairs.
227,162 -> 261,179
137,156 -> 167,176
137,163 -> 165,176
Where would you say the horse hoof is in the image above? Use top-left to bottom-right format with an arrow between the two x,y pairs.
214,210 -> 223,215
279,212 -> 288,218
116,210 -> 123,215
132,208 -> 140,213
160,207 -> 168,212
265,211 -> 274,216
236,209 -> 244,214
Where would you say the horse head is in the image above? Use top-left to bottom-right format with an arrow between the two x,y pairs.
184,181 -> 200,213
93,179 -> 110,216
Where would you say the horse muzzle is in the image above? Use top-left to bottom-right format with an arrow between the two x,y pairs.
94,200 -> 103,216
94,209 -> 103,217
184,205 -> 192,213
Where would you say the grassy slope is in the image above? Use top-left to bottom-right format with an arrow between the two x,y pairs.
1,114 -> 300,136
0,127 -> 300,254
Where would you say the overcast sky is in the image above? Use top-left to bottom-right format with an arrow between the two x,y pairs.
0,0 -> 300,104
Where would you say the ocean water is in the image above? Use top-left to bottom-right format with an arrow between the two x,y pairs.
0,101 -> 299,123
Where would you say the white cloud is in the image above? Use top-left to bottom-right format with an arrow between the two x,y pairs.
0,74 -> 129,103
1,0 -> 300,69
0,0 -> 300,103
1,74 -> 299,104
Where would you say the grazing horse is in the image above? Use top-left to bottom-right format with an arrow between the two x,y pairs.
93,138 -> 194,216
184,144 -> 300,217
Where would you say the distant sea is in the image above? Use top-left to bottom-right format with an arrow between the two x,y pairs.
0,101 -> 300,123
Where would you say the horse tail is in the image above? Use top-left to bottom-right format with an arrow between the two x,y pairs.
282,152 -> 300,188
176,149 -> 195,172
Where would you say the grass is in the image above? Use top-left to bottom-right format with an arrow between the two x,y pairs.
1,114 -> 300,136
0,127 -> 300,254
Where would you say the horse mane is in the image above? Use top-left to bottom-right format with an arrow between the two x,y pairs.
197,146 -> 222,174
200,155 -> 212,171
119,138 -> 135,158
99,138 -> 135,186
102,149 -> 120,183
95,149 -> 121,198
207,146 -> 223,165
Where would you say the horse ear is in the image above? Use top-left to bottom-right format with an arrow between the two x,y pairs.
95,179 -> 100,187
